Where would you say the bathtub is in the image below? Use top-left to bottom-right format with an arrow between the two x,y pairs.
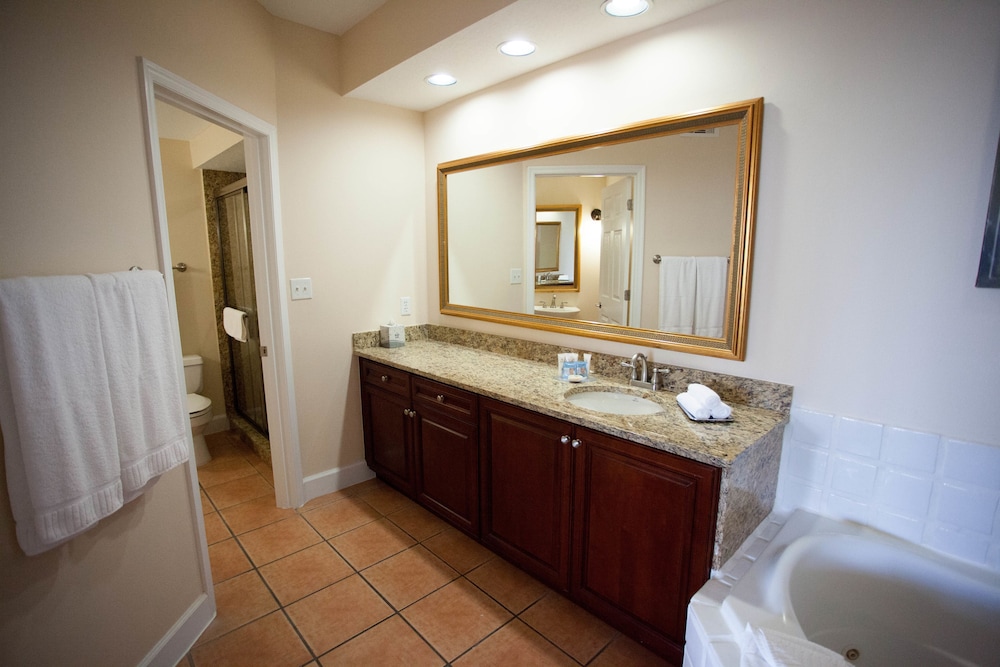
685,509 -> 1000,667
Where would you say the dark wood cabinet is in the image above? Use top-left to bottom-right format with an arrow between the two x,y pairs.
572,426 -> 719,663
360,359 -> 479,534
359,358 -> 720,665
479,398 -> 574,592
412,376 -> 479,536
360,362 -> 414,495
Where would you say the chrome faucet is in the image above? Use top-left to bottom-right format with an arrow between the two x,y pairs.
630,352 -> 648,383
550,293 -> 557,307
621,352 -> 666,389
622,352 -> 648,386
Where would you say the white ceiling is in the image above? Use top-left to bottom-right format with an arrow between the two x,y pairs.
257,0 -> 725,111
157,0 -> 725,165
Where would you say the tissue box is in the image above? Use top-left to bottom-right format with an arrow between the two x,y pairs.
379,323 -> 405,348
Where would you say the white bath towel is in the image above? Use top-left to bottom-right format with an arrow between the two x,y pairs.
694,256 -> 727,338
223,306 -> 248,342
0,275 -> 124,555
89,271 -> 189,500
740,624 -> 850,667
658,256 -> 696,334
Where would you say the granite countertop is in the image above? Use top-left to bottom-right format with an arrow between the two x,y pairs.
355,340 -> 786,468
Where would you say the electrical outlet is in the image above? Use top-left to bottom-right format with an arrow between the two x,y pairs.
400,296 -> 412,316
510,268 -> 523,284
290,278 -> 313,300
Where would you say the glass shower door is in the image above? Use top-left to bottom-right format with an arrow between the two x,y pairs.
217,184 -> 268,436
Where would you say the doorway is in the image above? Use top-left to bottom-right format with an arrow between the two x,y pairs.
140,58 -> 302,510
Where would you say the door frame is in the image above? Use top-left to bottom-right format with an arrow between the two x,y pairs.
138,58 -> 303,511
524,165 -> 646,326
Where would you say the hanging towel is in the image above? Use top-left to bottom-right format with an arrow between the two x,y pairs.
658,256 -> 696,333
89,271 -> 189,501
0,271 -> 189,555
0,275 -> 124,555
223,306 -> 248,342
694,256 -> 728,338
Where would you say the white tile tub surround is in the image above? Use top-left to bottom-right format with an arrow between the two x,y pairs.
775,408 -> 1000,570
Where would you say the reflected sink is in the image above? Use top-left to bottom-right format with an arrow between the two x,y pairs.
534,305 -> 581,318
565,389 -> 663,416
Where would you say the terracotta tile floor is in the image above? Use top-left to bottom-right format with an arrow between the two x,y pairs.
182,431 -> 667,666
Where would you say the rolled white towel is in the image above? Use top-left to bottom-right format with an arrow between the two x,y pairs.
687,383 -> 721,408
677,392 -> 711,420
711,401 -> 732,420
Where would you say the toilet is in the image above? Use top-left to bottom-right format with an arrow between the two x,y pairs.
182,354 -> 213,467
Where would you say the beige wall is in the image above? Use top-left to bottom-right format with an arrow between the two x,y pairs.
160,139 -> 227,413
272,18 -> 425,477
425,0 -> 1000,448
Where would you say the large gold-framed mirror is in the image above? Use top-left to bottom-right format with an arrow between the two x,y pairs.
438,98 -> 763,360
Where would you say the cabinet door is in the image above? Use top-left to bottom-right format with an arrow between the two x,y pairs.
480,399 -> 573,592
572,427 -> 719,662
361,383 -> 415,496
415,406 -> 479,536
413,377 -> 479,536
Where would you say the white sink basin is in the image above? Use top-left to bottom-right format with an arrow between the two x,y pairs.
565,389 -> 663,415
534,305 -> 581,317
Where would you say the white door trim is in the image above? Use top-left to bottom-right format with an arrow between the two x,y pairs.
138,57 -> 303,513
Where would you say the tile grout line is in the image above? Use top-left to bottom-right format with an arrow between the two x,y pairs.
196,441 -> 627,666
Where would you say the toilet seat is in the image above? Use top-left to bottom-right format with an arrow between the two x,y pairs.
187,393 -> 212,418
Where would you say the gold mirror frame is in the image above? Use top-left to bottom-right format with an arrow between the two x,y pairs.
438,98 -> 763,360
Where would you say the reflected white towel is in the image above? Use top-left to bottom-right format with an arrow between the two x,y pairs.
740,624 -> 850,667
694,256 -> 727,338
0,275 -> 124,555
89,271 -> 189,501
223,306 -> 248,342
658,257 -> 696,334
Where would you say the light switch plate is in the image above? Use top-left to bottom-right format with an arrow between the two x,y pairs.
510,268 -> 523,284
290,278 -> 313,300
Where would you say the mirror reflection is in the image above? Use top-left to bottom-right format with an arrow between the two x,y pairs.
534,205 -> 580,289
439,99 -> 763,360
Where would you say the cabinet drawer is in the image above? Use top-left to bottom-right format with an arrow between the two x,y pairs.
413,377 -> 477,422
361,359 -> 410,397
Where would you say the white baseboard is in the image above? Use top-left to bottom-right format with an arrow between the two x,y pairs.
139,592 -> 215,667
302,460 -> 375,505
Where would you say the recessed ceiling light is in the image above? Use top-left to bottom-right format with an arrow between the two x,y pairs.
602,0 -> 651,18
425,73 -> 457,87
498,39 -> 536,57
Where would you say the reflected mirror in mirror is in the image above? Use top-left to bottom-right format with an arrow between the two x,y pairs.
535,205 -> 580,290
438,98 -> 763,360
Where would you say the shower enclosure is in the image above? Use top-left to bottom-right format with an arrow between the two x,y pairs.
215,179 -> 268,437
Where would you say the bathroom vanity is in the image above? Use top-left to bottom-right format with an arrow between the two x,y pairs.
354,326 -> 791,664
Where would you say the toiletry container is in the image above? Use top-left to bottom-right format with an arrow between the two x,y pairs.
182,354 -> 213,466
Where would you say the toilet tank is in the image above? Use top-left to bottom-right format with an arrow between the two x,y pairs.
182,354 -> 204,394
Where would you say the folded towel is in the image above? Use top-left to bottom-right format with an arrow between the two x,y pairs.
740,623 -> 850,666
223,306 -> 248,342
688,383 -> 722,408
0,275 -> 124,555
677,392 -> 711,420
89,271 -> 189,501
711,401 -> 733,420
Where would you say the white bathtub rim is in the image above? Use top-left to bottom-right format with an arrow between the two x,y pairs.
716,508 -> 1000,660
